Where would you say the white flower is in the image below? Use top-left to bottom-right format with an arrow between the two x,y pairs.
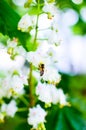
36,82 -> 58,104
48,30 -> 61,45
1,100 -> 18,117
42,3 -> 57,19
42,66 -> 61,84
27,51 -> 43,67
7,38 -> 26,59
14,45 -> 27,58
36,82 -> 68,106
51,88 -> 69,106
18,14 -> 36,32
26,48 -> 50,67
0,76 -> 11,98
10,75 -> 25,95
57,89 -> 68,106
36,82 -> 52,104
50,15 -> 59,31
46,47 -> 58,63
49,85 -> 60,104
0,70 -> 27,98
27,104 -> 47,128
38,14 -> 52,30
7,38 -> 18,48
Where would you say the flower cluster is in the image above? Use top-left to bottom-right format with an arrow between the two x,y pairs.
27,105 -> 47,129
7,38 -> 26,60
0,69 -> 27,98
0,69 -> 27,122
0,0 -> 70,130
36,82 -> 69,106
0,100 -> 17,122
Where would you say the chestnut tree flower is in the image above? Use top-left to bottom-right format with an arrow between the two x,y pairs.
26,48 -> 50,67
57,89 -> 69,107
9,75 -> 25,96
36,82 -> 69,106
0,0 -> 71,129
18,13 -> 36,32
0,69 -> 27,98
42,2 -> 57,19
41,66 -> 61,84
0,76 -> 11,98
46,47 -> 58,63
1,100 -> 18,117
27,104 -> 47,129
7,38 -> 26,59
47,30 -> 62,45
36,82 -> 52,104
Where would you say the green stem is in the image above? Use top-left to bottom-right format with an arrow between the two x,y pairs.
19,95 -> 29,106
17,108 -> 28,112
28,63 -> 35,107
37,38 -> 48,40
34,0 -> 40,44
34,13 -> 39,44
28,0 -> 40,107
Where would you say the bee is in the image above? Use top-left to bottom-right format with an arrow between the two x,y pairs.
39,63 -> 45,76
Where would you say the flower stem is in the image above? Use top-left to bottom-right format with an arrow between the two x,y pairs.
18,108 -> 28,112
34,15 -> 39,44
37,38 -> 48,41
19,95 -> 29,106
28,0 -> 40,107
34,3 -> 40,44
28,63 -> 35,107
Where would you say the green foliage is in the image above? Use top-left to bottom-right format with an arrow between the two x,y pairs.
57,73 -> 86,122
68,74 -> 86,120
15,123 -> 31,130
26,36 -> 38,51
0,0 -> 30,50
57,73 -> 70,93
36,0 -> 44,4
72,19 -> 86,35
64,107 -> 84,130
28,5 -> 43,15
0,116 -> 22,130
46,106 -> 85,130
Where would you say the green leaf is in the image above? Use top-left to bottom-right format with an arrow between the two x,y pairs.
55,106 -> 85,130
46,106 -> 85,130
36,0 -> 44,4
28,5 -> 43,15
26,36 -> 38,51
0,0 -> 30,50
72,19 -> 86,35
0,116 -> 22,130
64,107 -> 85,130
15,122 -> 31,130
55,108 -> 73,130
46,105 -> 59,130
55,111 -> 68,130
